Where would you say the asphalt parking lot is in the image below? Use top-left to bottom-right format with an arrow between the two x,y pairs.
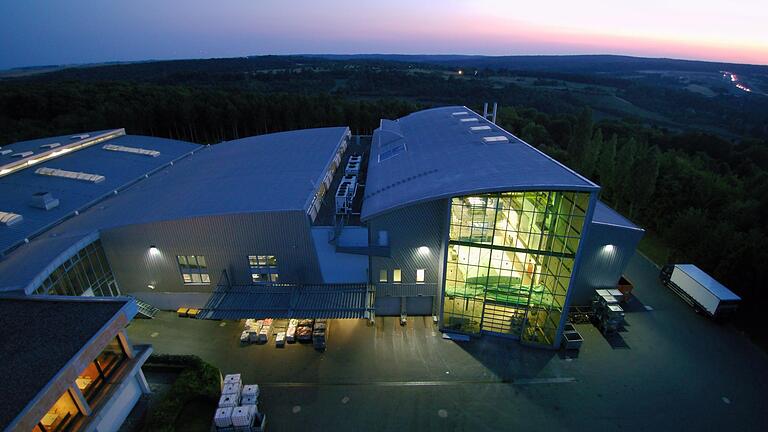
127,253 -> 768,431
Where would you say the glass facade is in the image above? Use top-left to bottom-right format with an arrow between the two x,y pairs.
77,336 -> 127,402
248,255 -> 279,283
33,240 -> 119,297
442,191 -> 590,345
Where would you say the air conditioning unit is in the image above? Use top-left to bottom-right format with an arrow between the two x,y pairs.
29,192 -> 60,210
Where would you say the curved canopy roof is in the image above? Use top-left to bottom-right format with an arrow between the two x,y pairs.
361,106 -> 598,220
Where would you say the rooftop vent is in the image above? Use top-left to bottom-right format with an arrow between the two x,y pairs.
0,211 -> 23,227
12,151 -> 34,158
459,118 -> 479,123
103,144 -> 160,157
70,134 -> 91,140
470,125 -> 492,131
40,143 -> 61,149
29,192 -> 60,210
35,167 -> 105,183
482,136 -> 509,143
483,135 -> 509,143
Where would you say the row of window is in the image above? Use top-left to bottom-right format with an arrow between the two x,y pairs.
378,268 -> 425,284
33,240 -> 119,297
176,254 -> 280,285
33,336 -> 127,432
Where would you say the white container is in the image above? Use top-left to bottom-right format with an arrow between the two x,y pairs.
214,406 -> 233,427
219,393 -> 239,408
258,328 -> 269,343
241,395 -> 258,406
240,331 -> 249,343
668,264 -> 741,317
242,384 -> 260,398
231,406 -> 254,427
222,382 -> 241,395
224,374 -> 241,385
276,331 -> 286,347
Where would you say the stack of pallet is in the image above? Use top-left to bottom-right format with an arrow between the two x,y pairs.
592,289 -> 625,335
296,319 -> 314,342
214,374 -> 267,432
286,319 -> 298,343
240,319 -> 263,344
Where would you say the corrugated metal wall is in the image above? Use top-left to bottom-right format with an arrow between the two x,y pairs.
100,211 -> 323,309
570,221 -> 644,305
368,199 -> 449,315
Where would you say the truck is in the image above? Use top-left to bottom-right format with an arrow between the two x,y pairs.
660,264 -> 741,318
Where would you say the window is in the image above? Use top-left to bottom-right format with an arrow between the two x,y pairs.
416,269 -> 425,284
379,269 -> 388,283
35,390 -> 81,432
177,255 -> 210,285
393,268 -> 402,283
248,255 -> 278,284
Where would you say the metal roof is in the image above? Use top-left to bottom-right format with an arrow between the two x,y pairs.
592,201 -> 644,231
199,284 -> 371,320
675,265 -> 741,301
0,127 -> 349,293
360,106 -> 599,220
0,131 -> 199,254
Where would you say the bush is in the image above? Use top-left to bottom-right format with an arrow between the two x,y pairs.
144,355 -> 221,432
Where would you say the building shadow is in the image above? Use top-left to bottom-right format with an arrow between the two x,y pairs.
449,333 -> 557,382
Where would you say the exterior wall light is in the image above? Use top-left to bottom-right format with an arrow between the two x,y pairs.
147,284 -> 155,290
603,244 -> 616,253
418,246 -> 430,255
149,245 -> 159,255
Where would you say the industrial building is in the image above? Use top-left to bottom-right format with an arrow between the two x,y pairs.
0,106 -> 643,349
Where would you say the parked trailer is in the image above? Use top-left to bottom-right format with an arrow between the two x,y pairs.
660,264 -> 741,318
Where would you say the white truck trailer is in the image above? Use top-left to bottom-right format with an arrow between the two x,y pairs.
660,264 -> 741,318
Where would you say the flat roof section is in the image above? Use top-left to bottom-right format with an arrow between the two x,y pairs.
592,201 -> 643,231
361,106 -> 599,220
0,132 -> 199,254
0,296 -> 130,431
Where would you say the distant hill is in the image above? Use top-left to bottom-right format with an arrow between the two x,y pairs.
308,54 -> 768,75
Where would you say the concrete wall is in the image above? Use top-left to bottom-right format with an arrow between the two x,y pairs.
570,221 -> 645,305
101,211 -> 323,309
368,199 -> 449,315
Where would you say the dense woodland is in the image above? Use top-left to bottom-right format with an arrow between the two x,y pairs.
1,57 -> 767,343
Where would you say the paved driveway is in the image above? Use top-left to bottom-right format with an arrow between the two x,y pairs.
127,253 -> 768,431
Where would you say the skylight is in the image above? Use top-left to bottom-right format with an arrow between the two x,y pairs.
451,111 -> 469,116
40,143 -> 61,149
470,125 -> 491,131
0,211 -> 23,227
0,150 -> 11,156
482,136 -> 509,143
103,144 -> 161,157
35,167 -> 105,183
459,118 -> 479,123
12,151 -> 34,158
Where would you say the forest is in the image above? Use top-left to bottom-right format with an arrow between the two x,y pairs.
1,56 -> 767,343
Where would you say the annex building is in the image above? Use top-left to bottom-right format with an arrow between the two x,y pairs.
0,106 -> 643,349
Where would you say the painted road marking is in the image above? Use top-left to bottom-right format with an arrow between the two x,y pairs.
260,377 -> 576,388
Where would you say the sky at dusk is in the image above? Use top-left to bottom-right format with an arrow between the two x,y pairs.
0,0 -> 766,69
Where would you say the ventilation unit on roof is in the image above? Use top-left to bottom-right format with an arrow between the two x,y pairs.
482,136 -> 509,143
459,118 -> 479,123
70,134 -> 91,140
470,125 -> 492,132
35,167 -> 105,183
12,151 -> 34,158
29,192 -> 60,210
335,175 -> 358,215
345,155 -> 362,175
0,211 -> 23,227
102,144 -> 161,157
40,143 -> 61,149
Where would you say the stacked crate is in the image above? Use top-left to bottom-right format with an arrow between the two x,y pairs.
592,290 -> 625,335
214,375 -> 267,432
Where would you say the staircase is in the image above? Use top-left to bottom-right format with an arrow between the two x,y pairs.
130,296 -> 160,319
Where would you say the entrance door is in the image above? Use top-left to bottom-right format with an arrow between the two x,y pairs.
480,302 -> 525,337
